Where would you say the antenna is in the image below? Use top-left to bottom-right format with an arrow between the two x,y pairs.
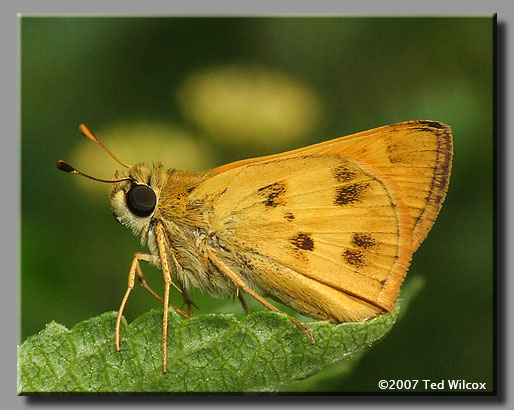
79,124 -> 131,168
56,160 -> 132,184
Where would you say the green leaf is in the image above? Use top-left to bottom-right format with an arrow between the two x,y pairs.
18,277 -> 423,393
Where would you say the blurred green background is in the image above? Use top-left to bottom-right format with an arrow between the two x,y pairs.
20,17 -> 494,392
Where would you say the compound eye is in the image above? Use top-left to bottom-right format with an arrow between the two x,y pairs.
126,184 -> 156,217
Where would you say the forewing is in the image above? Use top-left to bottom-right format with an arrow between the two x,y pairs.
212,120 -> 453,251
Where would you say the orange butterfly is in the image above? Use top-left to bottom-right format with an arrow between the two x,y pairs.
58,120 -> 453,372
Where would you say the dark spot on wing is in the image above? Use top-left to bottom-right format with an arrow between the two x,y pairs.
258,182 -> 286,207
335,183 -> 370,206
333,165 -> 356,182
342,249 -> 367,267
291,232 -> 314,251
284,212 -> 295,221
352,233 -> 376,249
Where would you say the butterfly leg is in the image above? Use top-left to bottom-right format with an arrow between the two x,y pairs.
134,257 -> 189,318
120,253 -> 188,315
134,258 -> 163,303
180,287 -> 198,317
115,250 -> 187,374
237,290 -> 252,315
115,252 -> 155,353
155,223 -> 186,373
208,251 -> 315,344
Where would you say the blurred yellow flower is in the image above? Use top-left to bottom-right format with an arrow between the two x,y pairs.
70,121 -> 216,195
177,65 -> 322,150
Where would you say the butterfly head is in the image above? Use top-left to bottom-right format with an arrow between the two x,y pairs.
110,163 -> 167,237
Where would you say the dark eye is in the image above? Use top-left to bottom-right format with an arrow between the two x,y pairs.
126,184 -> 156,217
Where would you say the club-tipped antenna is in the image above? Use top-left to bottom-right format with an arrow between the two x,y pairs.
56,160 -> 132,184
79,124 -> 131,168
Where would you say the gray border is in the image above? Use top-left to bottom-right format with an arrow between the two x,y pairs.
8,0 -> 511,408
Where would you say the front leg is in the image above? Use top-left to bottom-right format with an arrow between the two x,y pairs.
115,252 -> 187,357
155,223 -> 185,374
115,252 -> 152,353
